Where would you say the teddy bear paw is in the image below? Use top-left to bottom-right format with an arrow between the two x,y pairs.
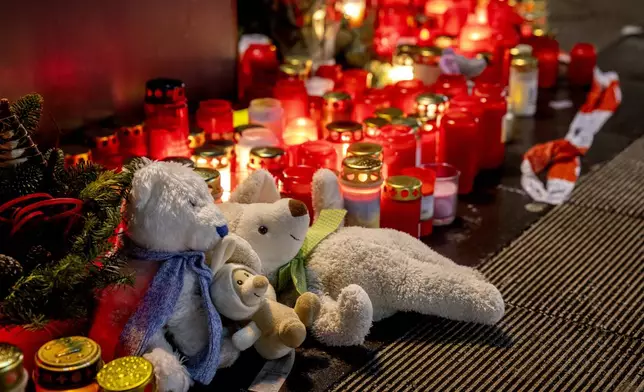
144,348 -> 192,392
313,284 -> 373,346
218,336 -> 241,368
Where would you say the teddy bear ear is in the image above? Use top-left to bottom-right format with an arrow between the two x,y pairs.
230,169 -> 280,204
312,168 -> 344,220
128,163 -> 157,211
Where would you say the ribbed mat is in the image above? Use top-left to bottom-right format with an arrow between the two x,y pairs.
331,138 -> 644,392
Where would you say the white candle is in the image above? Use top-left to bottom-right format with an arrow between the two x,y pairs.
235,127 -> 279,175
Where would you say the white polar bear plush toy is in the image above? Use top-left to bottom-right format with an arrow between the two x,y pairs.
119,159 -> 261,392
219,169 -> 505,347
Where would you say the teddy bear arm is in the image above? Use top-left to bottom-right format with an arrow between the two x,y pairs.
232,321 -> 262,351
294,292 -> 321,327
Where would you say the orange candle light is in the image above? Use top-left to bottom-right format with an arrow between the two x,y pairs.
459,9 -> 493,56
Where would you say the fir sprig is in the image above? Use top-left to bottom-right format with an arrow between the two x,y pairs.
9,93 -> 43,133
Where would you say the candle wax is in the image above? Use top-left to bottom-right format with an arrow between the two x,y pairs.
433,181 -> 458,223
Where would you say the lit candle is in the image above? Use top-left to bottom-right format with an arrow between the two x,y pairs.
401,166 -> 436,237
248,146 -> 287,182
340,0 -> 367,27
118,124 -> 147,158
535,37 -> 559,88
568,43 -> 596,87
422,162 -> 459,226
373,26 -> 401,58
472,82 -> 508,169
439,111 -> 478,194
509,55 -> 538,117
86,128 -> 121,169
238,41 -> 279,103
424,0 -> 454,29
342,69 -> 372,100
235,127 -> 280,178
354,88 -> 390,123
380,175 -> 423,237
61,145 -> 92,167
346,142 -> 383,161
378,124 -> 417,176
193,146 -> 232,201
306,77 -> 335,97
340,156 -> 384,228
413,46 -> 443,85
196,99 -> 234,141
415,92 -> 449,120
326,121 -> 365,170
458,9 -> 493,56
433,74 -> 468,98
281,165 -> 316,223
284,117 -> 318,145
387,64 -> 415,84
248,98 -> 285,141
321,92 -> 354,139
145,102 -> 191,161
316,64 -> 344,87
394,79 -> 426,115
273,79 -> 309,124
297,140 -> 338,170
363,117 -> 390,140
284,55 -> 313,78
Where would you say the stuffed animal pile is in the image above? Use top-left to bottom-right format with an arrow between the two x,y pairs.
97,161 -> 505,392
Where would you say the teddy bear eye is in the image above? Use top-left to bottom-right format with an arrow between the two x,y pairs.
236,280 -> 243,285
258,225 -> 268,235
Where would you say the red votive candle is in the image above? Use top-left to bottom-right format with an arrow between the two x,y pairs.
144,78 -> 187,117
282,165 -> 315,223
439,111 -> 478,194
394,79 -> 427,115
298,140 -> 338,170
316,65 -> 344,88
472,82 -> 507,169
379,124 -> 417,177
342,69 -> 372,100
321,92 -> 354,139
381,175 -> 423,237
401,166 -> 436,236
448,93 -> 484,168
118,124 -> 147,158
535,37 -> 559,88
373,26 -> 401,58
146,102 -> 191,161
326,121 -> 365,171
569,43 -> 596,86
248,146 -> 287,181
413,46 -> 443,86
363,117 -> 390,140
86,128 -> 121,169
273,79 -> 309,124
239,43 -> 279,103
354,88 -> 390,123
433,74 -> 469,98
196,99 -> 234,141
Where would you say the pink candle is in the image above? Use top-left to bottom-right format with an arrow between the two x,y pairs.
421,162 -> 460,226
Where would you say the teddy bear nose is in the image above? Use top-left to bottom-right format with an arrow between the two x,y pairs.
216,225 -> 228,238
253,276 -> 269,289
288,199 -> 308,217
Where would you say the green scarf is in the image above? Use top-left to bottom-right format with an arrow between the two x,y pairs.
276,209 -> 347,295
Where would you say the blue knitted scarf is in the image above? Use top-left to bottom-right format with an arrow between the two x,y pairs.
119,240 -> 222,385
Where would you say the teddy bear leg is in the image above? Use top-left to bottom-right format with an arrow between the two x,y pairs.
218,327 -> 241,368
294,292 -> 322,327
385,256 -> 505,325
311,285 -> 374,346
143,331 -> 192,392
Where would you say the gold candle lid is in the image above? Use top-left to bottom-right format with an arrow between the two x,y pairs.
511,55 -> 538,71
395,44 -> 419,56
374,107 -> 404,122
417,46 -> 442,58
415,93 -> 449,106
250,146 -> 286,159
346,142 -> 383,160
35,337 -> 103,390
284,55 -> 312,71
340,156 -> 383,187
322,91 -> 351,103
363,117 -> 389,129
279,64 -> 306,79
0,343 -> 24,390
392,116 -> 421,131
249,146 -> 287,170
327,121 -> 364,143
97,356 -> 155,392
384,175 -> 423,201
510,44 -> 533,58
188,128 -> 206,149
194,146 -> 229,169
434,35 -> 455,49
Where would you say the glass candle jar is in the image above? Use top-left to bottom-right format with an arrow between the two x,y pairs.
194,167 -> 223,202
423,162 -> 459,226
297,140 -> 338,170
458,11 -> 493,56
209,139 -> 235,169
281,165 -> 315,223
535,37 -> 559,89
433,74 -> 469,98
326,121 -> 365,170
248,98 -> 285,141
568,43 -> 596,87
472,83 -> 507,169
342,69 -> 372,100
61,145 -> 92,167
144,78 -> 186,117
0,344 -> 28,392
378,124 -> 417,177
188,128 -> 206,151
278,63 -> 307,81
375,107 -> 404,123
196,100 -> 234,141
316,64 -> 343,88
509,55 -> 538,117
283,117 -> 318,166
235,127 -> 279,176
363,117 -> 390,140
321,92 -> 354,139
439,111 -> 478,194
86,128 -> 121,169
238,42 -> 279,104
354,88 -> 390,123
145,102 -> 191,161
381,175 -> 423,237
413,46 -> 443,86
402,165 -> 436,237
248,146 -> 287,181
340,156 -> 384,228
118,124 -> 147,158
284,55 -> 313,78
273,79 -> 309,124
394,79 -> 426,115
415,93 -> 449,120
193,146 -> 229,169
34,337 -> 102,392
346,142 -> 383,161
305,77 -> 335,97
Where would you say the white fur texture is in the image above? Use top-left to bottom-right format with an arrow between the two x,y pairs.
221,169 -> 505,347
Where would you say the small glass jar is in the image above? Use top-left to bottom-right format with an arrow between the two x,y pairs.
97,356 -> 156,392
326,121 -> 364,170
62,144 -> 92,167
473,83 -> 507,169
248,98 -> 285,141
34,336 -> 102,392
378,124 -> 417,177
340,156 -> 384,228
394,79 -> 426,115
321,92 -> 353,139
374,107 -> 404,123
235,127 -> 279,175
346,142 -> 383,161
363,117 -> 390,140
413,46 -> 442,85
145,102 -> 191,160
401,166 -> 436,237
342,69 -> 372,100
0,343 -> 28,392
281,165 -> 315,223
195,167 -> 223,202
568,43 -> 596,86
353,88 -> 390,123
209,139 -> 235,166
433,74 -> 468,98
297,140 -> 338,170
381,175 -> 423,237
118,124 -> 147,158
196,99 -> 234,141
86,128 -> 121,169
439,111 -> 478,194
509,55 -> 539,117
273,79 -> 309,124
248,146 -> 287,181
422,163 -> 459,226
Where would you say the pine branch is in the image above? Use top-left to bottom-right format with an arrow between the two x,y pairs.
10,94 -> 43,134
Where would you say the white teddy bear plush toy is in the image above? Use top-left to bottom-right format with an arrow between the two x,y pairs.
219,169 -> 505,347
119,159 -> 261,392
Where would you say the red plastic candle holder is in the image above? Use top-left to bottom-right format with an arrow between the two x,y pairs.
439,110 -> 478,194
354,88 -> 391,123
569,43 -> 596,86
419,118 -> 439,164
273,79 -> 309,124
472,82 -> 506,169
394,79 -> 427,115
380,175 -> 423,237
196,100 -> 234,141
297,140 -> 338,170
401,166 -> 436,236
282,165 -> 315,223
378,124 -> 417,176
373,26 -> 401,58
326,121 -> 365,170
238,43 -> 279,103
321,92 -> 354,139
146,102 -> 191,161
342,69 -> 372,100
86,128 -> 122,169
118,124 -> 147,158
316,65 -> 344,88
535,37 -> 559,88
433,74 -> 468,98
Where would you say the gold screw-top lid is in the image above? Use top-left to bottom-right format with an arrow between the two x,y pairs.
250,146 -> 286,159
415,93 -> 448,107
279,63 -> 306,79
384,175 -> 423,201
36,336 -> 101,372
193,146 -> 229,169
340,156 -> 383,187
322,91 -> 351,103
395,44 -> 419,56
249,146 -> 287,170
188,129 -> 206,149
196,168 -> 222,199
511,55 -> 538,71
510,44 -> 533,58
346,142 -> 383,160
284,55 -> 312,71
97,356 -> 155,392
0,343 -> 24,390
434,35 -> 455,49
415,93 -> 448,120
327,121 -> 364,143
363,117 -> 389,129
374,107 -> 404,122
392,116 -> 421,131
417,46 -> 442,58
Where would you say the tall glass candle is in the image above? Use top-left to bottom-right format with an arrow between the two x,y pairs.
86,128 -> 121,169
381,175 -> 423,237
326,121 -> 365,170
281,165 -> 315,223
248,98 -> 285,141
568,43 -> 596,87
321,92 -> 353,139
235,127 -> 280,178
146,102 -> 191,161
283,117 -> 318,165
415,92 -> 449,120
439,111 -> 478,194
297,140 -> 338,170
413,46 -> 443,86
363,117 -> 390,140
342,69 -> 372,100
472,83 -> 507,169
239,42 -> 279,104
340,156 -> 384,228
433,74 -> 469,98
196,100 -> 234,141
535,37 -> 559,89
354,89 -> 390,123
248,146 -> 287,181
118,124 -> 147,158
509,55 -> 538,117
273,79 -> 309,124
379,124 -> 417,176
394,79 -> 426,115
422,162 -> 459,226
401,166 -> 436,237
